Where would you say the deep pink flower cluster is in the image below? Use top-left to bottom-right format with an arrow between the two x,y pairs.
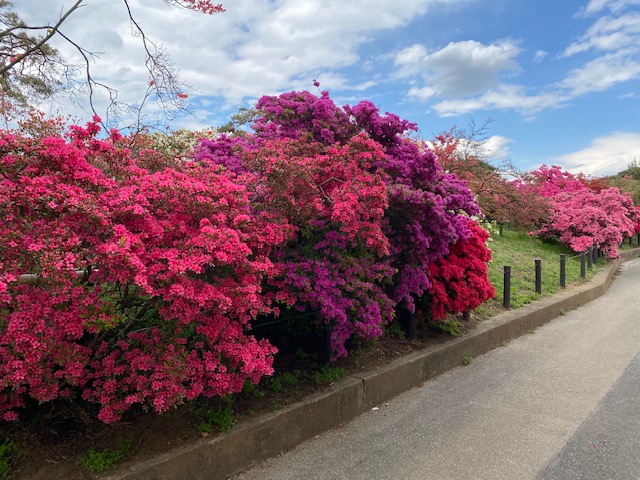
0,119 -> 287,422
527,164 -> 588,197
535,188 -> 636,258
343,101 -> 479,309
253,90 -> 356,145
527,165 -> 637,258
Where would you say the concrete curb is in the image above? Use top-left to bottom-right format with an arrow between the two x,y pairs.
110,249 -> 640,480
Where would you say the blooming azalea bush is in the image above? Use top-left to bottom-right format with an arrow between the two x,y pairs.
342,101 -> 480,311
196,90 -> 483,357
427,220 -> 494,320
526,164 -> 588,197
535,187 -> 636,258
526,165 -> 637,258
251,91 -> 480,312
0,118 -> 289,422
1,90 -> 496,420
197,132 -> 395,358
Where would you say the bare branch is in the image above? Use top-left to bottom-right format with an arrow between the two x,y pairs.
0,0 -> 223,130
55,29 -> 116,128
0,0 -> 83,77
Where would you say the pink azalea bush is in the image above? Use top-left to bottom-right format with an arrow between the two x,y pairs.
535,187 -> 636,258
0,118 -> 289,422
527,165 -> 636,258
527,164 -> 588,197
1,90 -> 494,421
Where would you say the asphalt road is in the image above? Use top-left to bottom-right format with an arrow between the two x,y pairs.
232,258 -> 640,480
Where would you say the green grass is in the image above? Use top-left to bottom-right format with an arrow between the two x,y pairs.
384,322 -> 406,339
487,229 -> 604,309
427,319 -> 464,337
81,439 -> 131,474
191,397 -> 236,433
0,439 -> 16,479
312,365 -> 346,384
269,371 -> 301,393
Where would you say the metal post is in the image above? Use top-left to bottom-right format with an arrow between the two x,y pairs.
535,259 -> 542,295
560,254 -> 566,288
406,311 -> 417,340
580,252 -> 586,279
462,310 -> 470,321
503,266 -> 511,309
629,237 -> 633,246
587,247 -> 593,270
323,324 -> 332,364
593,245 -> 598,263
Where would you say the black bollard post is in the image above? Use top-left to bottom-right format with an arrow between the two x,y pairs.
462,310 -> 470,321
630,237 -> 633,246
503,266 -> 511,309
580,252 -> 586,279
406,310 -> 417,340
560,254 -> 566,288
535,259 -> 542,295
587,247 -> 593,270
593,245 -> 598,263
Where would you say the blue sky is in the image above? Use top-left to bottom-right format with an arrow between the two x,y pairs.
17,0 -> 640,176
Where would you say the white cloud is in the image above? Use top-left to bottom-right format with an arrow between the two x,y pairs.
432,84 -> 570,117
395,44 -> 429,76
556,132 -> 640,176
581,0 -> 640,15
416,3 -> 640,119
407,86 -> 438,100
484,135 -> 513,160
17,0 -> 471,123
532,50 -> 548,63
395,39 -> 521,97
560,52 -> 640,95
560,9 -> 640,96
563,11 -> 640,56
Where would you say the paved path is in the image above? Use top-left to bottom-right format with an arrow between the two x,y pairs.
233,258 -> 640,480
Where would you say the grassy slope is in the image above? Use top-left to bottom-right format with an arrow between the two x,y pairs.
478,228 -> 603,316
